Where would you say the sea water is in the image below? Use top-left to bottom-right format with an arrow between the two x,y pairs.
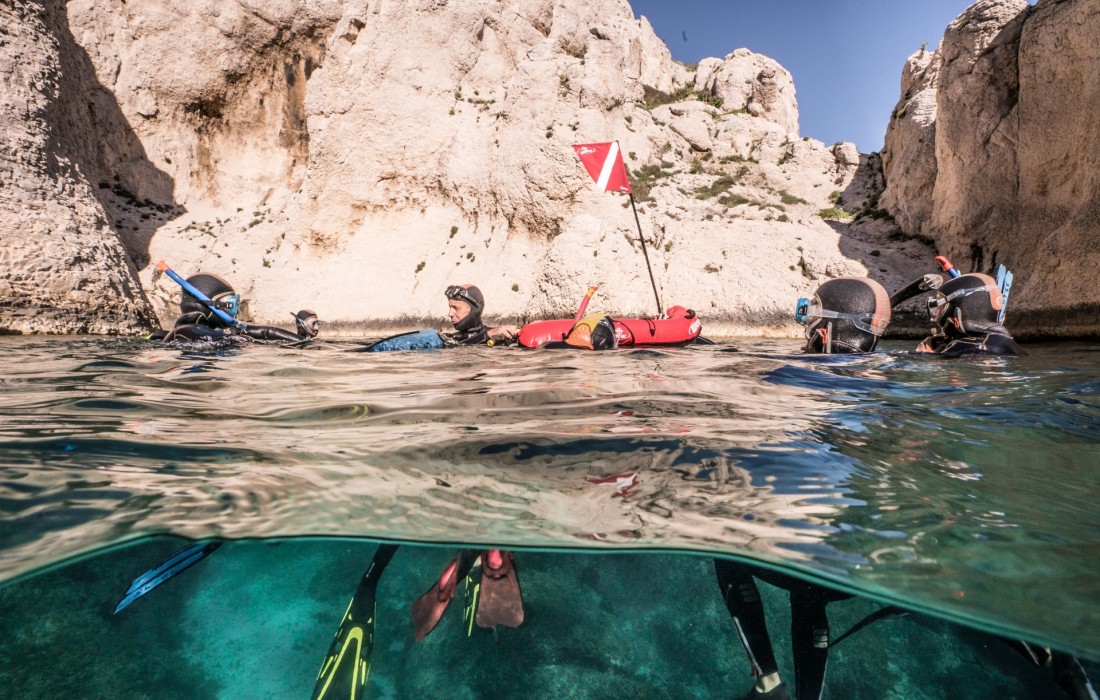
0,335 -> 1097,698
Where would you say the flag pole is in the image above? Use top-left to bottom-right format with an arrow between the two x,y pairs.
572,141 -> 663,317
626,192 -> 663,317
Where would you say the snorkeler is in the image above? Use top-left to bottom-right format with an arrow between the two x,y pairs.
408,313 -> 619,638
444,284 -> 519,346
912,271 -> 1094,698
916,272 -> 1023,356
795,276 -> 892,354
717,277 -> 894,700
150,271 -> 320,343
539,313 -> 619,350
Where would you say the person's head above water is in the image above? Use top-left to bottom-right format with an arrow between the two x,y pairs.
567,314 -> 618,350
180,273 -> 240,327
796,277 -> 891,354
926,273 -> 1004,338
445,284 -> 484,331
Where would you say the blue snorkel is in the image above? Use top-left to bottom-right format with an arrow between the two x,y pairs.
935,255 -> 961,279
156,260 -> 243,328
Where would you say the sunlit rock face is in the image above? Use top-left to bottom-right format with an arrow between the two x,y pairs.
0,0 -> 155,334
5,0 -> 927,335
882,0 -> 1100,339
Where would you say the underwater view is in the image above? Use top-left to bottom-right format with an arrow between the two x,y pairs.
0,336 -> 1098,698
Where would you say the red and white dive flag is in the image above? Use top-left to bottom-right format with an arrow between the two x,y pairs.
573,141 -> 632,194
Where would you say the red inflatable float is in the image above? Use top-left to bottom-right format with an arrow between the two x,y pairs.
517,305 -> 702,348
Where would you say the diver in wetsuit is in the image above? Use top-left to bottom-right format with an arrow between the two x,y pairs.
915,273 -> 1095,698
718,277 -> 892,700
443,284 -> 518,346
797,276 -> 892,355
916,272 -> 1023,356
411,290 -> 538,639
540,313 -> 619,350
151,272 -> 320,343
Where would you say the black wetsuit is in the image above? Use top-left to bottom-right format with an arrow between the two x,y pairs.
443,326 -> 489,346
442,325 -> 515,347
717,560 -> 847,700
920,323 -> 1024,357
151,312 -> 307,343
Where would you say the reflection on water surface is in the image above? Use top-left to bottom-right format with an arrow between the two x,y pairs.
0,336 -> 1098,665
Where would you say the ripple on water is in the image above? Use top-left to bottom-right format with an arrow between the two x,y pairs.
0,337 -> 1097,659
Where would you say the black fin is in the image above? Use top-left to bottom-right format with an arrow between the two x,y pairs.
311,544 -> 398,700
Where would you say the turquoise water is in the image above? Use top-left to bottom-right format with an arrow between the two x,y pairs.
0,336 -> 1098,697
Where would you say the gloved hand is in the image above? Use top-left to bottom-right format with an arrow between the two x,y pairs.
294,310 -> 321,338
919,273 -> 945,291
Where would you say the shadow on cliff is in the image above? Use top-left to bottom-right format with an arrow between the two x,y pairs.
46,0 -> 179,273
826,152 -> 936,338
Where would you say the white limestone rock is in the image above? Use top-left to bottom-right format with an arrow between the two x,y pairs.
3,0 -> 933,337
0,0 -> 155,334
880,0 -> 1100,338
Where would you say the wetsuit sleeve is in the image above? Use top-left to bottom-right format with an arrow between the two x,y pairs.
161,313 -> 231,342
937,333 -> 1024,357
238,325 -> 305,342
443,326 -> 491,346
461,327 -> 490,345
164,324 -> 231,342
175,312 -> 208,326
984,334 -> 1025,356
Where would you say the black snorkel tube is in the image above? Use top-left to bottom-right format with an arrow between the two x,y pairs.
156,260 -> 244,328
889,273 -> 944,308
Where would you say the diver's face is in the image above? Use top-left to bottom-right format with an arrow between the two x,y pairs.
448,299 -> 470,326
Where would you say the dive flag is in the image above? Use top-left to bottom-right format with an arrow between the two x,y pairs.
573,141 -> 632,194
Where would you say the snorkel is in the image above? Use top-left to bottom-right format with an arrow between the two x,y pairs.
572,285 -> 599,327
156,261 -> 243,328
935,255 -> 961,279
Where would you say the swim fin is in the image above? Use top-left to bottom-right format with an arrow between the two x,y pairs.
311,544 -> 398,700
462,560 -> 482,637
113,541 -> 221,614
411,550 -> 476,641
996,264 -> 1013,323
475,549 -> 524,630
829,605 -> 909,648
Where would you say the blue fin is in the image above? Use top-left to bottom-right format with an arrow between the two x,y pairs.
996,264 -> 1013,323
358,329 -> 444,352
113,542 -> 220,614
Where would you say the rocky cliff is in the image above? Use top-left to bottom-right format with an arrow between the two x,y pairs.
882,0 -> 1100,339
0,0 -> 155,334
3,0 -> 929,336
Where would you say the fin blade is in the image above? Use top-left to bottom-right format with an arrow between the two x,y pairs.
411,550 -> 475,641
311,544 -> 397,700
998,267 -> 1013,323
475,550 -> 524,630
113,542 -> 220,614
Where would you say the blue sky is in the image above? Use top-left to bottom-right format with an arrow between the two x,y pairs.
630,1 -> 988,153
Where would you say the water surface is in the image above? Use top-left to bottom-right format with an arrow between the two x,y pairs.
0,335 -> 1097,668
